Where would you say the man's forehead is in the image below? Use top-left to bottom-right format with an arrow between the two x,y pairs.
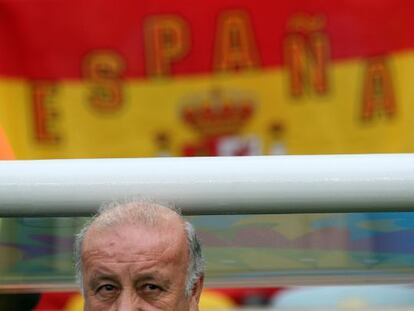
82,221 -> 188,261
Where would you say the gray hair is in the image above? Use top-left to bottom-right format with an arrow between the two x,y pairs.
74,200 -> 204,297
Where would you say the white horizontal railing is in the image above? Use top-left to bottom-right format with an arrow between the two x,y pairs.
0,154 -> 414,217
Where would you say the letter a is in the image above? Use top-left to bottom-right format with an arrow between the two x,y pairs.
362,56 -> 395,120
214,10 -> 260,71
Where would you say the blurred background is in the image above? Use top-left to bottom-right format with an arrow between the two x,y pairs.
1,0 -> 414,310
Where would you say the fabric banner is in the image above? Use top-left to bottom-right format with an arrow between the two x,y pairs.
0,0 -> 413,158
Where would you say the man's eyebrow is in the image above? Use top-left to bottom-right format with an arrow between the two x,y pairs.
133,273 -> 172,286
88,269 -> 120,286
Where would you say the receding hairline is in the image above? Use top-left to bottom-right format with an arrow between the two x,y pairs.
94,201 -> 184,227
82,214 -> 189,262
82,201 -> 186,246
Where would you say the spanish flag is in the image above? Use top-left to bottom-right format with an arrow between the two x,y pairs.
0,0 -> 414,159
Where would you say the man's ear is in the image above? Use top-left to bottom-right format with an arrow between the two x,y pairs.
190,275 -> 204,310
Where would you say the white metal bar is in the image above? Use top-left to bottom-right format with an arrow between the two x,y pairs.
0,154 -> 413,217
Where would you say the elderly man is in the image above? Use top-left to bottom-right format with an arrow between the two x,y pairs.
74,200 -> 204,310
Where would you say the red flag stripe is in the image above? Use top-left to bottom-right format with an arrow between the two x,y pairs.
0,0 -> 413,79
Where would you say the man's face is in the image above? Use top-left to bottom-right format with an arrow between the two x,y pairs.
81,219 -> 202,311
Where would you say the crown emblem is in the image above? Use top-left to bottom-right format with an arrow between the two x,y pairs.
181,88 -> 255,137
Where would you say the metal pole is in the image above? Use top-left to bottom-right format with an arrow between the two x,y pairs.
0,154 -> 413,217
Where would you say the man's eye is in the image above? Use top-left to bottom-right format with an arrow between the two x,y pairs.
142,283 -> 162,293
96,284 -> 118,298
99,284 -> 116,291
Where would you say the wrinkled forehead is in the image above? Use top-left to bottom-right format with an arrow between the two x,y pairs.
82,218 -> 189,264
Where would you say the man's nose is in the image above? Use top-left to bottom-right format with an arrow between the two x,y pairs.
116,291 -> 143,311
